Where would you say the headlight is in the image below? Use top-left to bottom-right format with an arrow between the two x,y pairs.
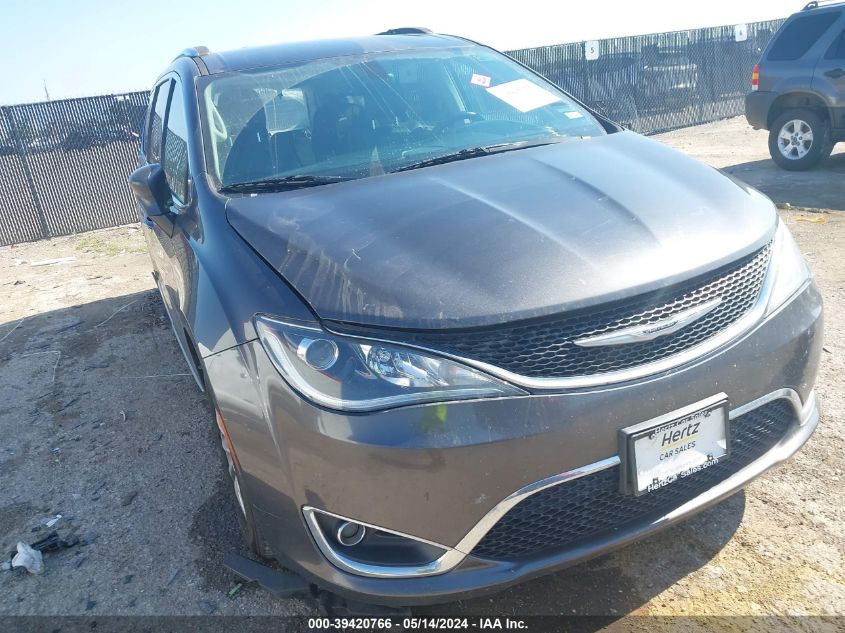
765,220 -> 811,317
254,315 -> 526,412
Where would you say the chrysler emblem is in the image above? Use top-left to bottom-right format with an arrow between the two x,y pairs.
573,297 -> 723,348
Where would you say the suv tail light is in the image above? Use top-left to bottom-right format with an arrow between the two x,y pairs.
751,64 -> 760,91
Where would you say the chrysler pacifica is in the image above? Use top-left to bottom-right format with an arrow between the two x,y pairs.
128,29 -> 823,605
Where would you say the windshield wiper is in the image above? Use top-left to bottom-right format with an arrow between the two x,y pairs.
395,147 -> 489,172
219,174 -> 352,193
394,140 -> 562,173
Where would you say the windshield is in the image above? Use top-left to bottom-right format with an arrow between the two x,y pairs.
200,47 -> 607,189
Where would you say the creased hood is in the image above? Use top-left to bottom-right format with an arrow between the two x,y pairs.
226,131 -> 776,330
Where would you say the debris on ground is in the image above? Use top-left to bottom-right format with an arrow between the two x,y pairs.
30,531 -> 80,553
223,552 -> 310,599
1,530 -> 81,575
4,542 -> 45,575
198,599 -> 217,614
165,567 -> 183,588
29,256 -> 76,267
796,215 -> 829,223
773,201 -> 834,213
53,318 -> 83,333
121,490 -> 138,506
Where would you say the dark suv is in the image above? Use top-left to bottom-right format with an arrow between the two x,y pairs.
746,1 -> 845,170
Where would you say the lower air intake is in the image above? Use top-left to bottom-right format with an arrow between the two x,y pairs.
471,399 -> 795,560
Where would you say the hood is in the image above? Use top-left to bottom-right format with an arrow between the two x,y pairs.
226,131 -> 776,330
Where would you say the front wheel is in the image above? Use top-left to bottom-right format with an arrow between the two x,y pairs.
215,408 -> 274,559
768,109 -> 833,171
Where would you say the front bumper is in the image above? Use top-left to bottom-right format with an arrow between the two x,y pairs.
205,281 -> 823,605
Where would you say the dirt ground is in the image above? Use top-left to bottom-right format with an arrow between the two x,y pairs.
658,117 -> 845,212
0,117 -> 843,625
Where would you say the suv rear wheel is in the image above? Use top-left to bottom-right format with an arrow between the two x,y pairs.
769,108 -> 833,171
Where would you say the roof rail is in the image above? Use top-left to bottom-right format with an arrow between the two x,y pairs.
172,46 -> 211,75
802,0 -> 844,10
178,46 -> 210,58
375,27 -> 433,35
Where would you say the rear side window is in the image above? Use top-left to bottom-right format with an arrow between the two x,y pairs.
162,80 -> 190,204
146,81 -> 171,163
826,29 -> 845,59
768,13 -> 841,61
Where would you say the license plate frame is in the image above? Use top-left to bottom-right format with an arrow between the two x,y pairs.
619,393 -> 731,496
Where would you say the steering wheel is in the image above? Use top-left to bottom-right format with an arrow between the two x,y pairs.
433,111 -> 485,136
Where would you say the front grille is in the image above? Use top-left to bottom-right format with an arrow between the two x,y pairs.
407,243 -> 771,379
470,399 -> 795,561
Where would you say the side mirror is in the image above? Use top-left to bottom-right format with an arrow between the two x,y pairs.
128,164 -> 174,235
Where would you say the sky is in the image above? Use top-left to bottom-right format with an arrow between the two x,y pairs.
0,0 -> 803,105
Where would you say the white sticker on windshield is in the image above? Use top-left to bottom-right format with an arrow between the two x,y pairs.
564,111 -> 584,119
486,79 -> 562,113
470,73 -> 492,87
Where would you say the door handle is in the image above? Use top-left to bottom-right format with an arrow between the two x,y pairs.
824,68 -> 845,79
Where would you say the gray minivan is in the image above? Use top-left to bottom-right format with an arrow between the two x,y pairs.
746,0 -> 845,169
130,29 -> 823,606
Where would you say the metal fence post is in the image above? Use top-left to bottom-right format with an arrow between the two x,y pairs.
0,104 -> 50,240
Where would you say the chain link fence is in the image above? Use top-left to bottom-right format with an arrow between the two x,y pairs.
0,19 -> 784,246
509,19 -> 784,134
0,93 -> 149,246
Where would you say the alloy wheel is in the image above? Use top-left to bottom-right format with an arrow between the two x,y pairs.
777,119 -> 814,160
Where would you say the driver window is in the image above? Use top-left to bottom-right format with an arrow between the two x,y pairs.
146,80 -> 171,163
162,79 -> 190,204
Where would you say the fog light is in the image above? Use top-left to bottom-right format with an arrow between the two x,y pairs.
296,338 -> 339,371
336,521 -> 367,546
304,507 -> 453,577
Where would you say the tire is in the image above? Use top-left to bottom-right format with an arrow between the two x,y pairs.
217,418 -> 274,559
207,387 -> 275,559
768,109 -> 833,171
187,328 -> 273,559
